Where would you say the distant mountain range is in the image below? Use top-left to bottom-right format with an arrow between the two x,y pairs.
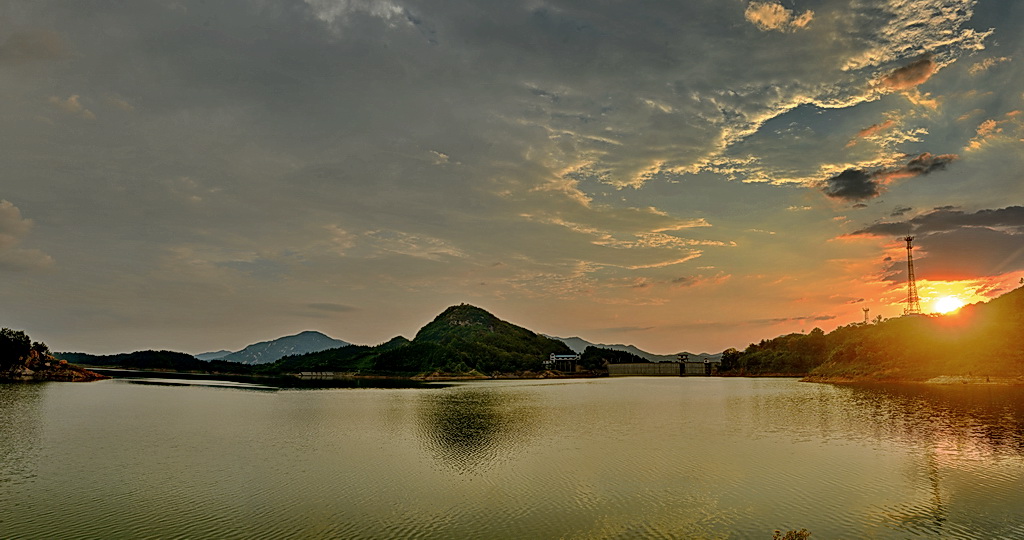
251,303 -> 575,375
199,331 -> 350,365
57,304 -> 722,376
547,336 -> 722,363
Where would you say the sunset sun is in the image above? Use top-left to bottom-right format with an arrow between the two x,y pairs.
933,296 -> 965,314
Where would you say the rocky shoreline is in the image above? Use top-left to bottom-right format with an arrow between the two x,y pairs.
1,351 -> 108,382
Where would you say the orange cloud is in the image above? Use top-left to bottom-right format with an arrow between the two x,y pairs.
744,1 -> 814,32
880,57 -> 936,90
846,119 -> 895,147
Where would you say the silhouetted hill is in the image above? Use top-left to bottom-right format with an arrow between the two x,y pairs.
267,304 -> 574,375
721,285 -> 1024,380
220,331 -> 350,365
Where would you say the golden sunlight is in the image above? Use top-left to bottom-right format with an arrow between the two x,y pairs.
932,296 -> 965,314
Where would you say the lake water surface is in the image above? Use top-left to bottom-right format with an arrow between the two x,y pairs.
2,376 -> 1024,539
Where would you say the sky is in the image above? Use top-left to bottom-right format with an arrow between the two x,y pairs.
2,0 -> 1023,355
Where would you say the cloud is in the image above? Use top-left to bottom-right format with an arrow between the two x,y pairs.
916,228 -> 1024,280
744,1 -> 813,33
965,112 -> 1024,151
848,206 -> 1024,237
48,95 -> 96,120
846,119 -> 895,147
879,56 -> 936,90
876,152 -> 956,181
820,152 -> 957,201
106,95 -> 136,112
0,201 -> 32,250
849,205 -> 1024,280
969,56 -> 1011,75
303,0 -> 408,24
669,272 -> 730,289
821,169 -> 880,201
0,200 -> 55,272
671,276 -> 695,287
890,206 -> 912,217
363,230 -> 466,260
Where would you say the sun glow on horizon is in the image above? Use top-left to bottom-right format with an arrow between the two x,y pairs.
932,296 -> 966,314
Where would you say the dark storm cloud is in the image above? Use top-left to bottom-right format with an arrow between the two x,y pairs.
849,206 -> 1024,237
821,153 -> 958,201
878,227 -> 1024,281
854,206 -> 1024,281
894,152 -> 956,177
920,228 -> 1024,279
822,169 -> 880,201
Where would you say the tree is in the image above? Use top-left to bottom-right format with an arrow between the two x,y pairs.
719,348 -> 742,372
0,328 -> 34,367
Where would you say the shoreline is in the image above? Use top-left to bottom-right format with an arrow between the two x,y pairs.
802,374 -> 1024,385
85,366 -> 608,383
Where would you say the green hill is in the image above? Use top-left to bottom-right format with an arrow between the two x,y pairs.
261,304 -> 573,376
720,285 -> 1024,381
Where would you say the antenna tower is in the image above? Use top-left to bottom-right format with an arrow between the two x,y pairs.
903,236 -> 921,315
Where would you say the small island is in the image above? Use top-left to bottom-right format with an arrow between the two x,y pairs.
1,328 -> 107,382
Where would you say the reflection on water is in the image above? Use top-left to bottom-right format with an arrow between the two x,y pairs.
845,384 -> 1024,537
0,384 -> 43,488
92,368 -> 443,390
845,383 -> 1024,456
415,386 -> 540,473
3,378 -> 1024,539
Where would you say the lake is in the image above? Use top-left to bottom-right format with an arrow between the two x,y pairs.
2,376 -> 1024,539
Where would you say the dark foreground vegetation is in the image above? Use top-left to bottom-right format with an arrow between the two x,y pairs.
719,285 -> 1024,381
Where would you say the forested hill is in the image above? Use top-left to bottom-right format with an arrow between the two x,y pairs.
60,304 -> 578,377
720,285 -> 1024,380
218,331 -> 349,365
276,304 -> 574,375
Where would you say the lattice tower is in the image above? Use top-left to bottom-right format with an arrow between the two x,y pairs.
904,236 -> 921,315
